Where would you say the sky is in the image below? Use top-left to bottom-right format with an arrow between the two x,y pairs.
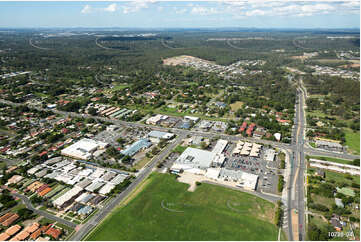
0,0 -> 359,29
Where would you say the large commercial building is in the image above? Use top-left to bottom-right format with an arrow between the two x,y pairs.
219,168 -> 259,190
61,138 -> 108,160
171,147 -> 216,173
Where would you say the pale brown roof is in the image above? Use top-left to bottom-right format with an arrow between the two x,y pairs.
5,224 -> 21,236
0,213 -> 14,223
36,237 -> 50,241
25,222 -> 40,233
0,232 -> 10,241
2,214 -> 19,226
13,230 -> 30,241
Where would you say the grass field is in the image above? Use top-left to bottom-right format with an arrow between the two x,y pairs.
344,129 -> 360,155
309,156 -> 353,165
86,173 -> 280,241
111,84 -> 130,91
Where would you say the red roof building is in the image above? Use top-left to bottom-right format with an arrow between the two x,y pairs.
239,122 -> 248,133
30,229 -> 42,240
246,123 -> 256,136
36,184 -> 49,193
39,151 -> 47,157
45,227 -> 62,239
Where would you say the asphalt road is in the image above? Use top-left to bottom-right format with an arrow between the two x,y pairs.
69,134 -> 185,241
295,85 -> 306,241
11,193 -> 76,228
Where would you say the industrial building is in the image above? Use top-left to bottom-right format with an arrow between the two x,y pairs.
61,138 -> 108,160
171,140 -> 228,174
99,183 -> 115,195
315,139 -> 343,152
146,114 -> 168,125
121,138 -> 152,157
147,131 -> 174,142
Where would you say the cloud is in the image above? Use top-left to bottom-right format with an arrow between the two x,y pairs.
191,6 -> 219,15
174,8 -> 187,14
104,3 -> 117,13
81,5 -> 92,14
122,0 -> 150,14
341,0 -> 360,8
245,9 -> 265,16
223,1 -> 359,18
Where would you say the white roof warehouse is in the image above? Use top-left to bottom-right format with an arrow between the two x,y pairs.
61,138 -> 108,160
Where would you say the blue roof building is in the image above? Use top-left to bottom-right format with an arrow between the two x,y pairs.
179,121 -> 191,129
215,102 -> 227,108
77,205 -> 93,216
121,139 -> 152,157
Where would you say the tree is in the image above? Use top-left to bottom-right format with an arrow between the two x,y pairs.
88,107 -> 97,115
30,195 -> 43,205
122,155 -> 132,164
18,208 -> 34,220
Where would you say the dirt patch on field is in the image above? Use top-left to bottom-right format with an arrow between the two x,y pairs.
177,172 -> 205,192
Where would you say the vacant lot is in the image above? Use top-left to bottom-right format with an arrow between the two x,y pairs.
87,173 -> 280,241
324,170 -> 360,186
230,101 -> 244,111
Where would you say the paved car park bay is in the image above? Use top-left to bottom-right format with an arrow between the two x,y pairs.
222,143 -> 281,195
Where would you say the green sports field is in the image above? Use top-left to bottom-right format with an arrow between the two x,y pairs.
87,173 -> 280,241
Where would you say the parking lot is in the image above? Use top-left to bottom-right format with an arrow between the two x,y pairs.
222,143 -> 281,195
161,152 -> 180,170
94,128 -> 124,147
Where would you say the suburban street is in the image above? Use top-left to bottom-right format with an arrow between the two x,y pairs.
10,193 -> 76,228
